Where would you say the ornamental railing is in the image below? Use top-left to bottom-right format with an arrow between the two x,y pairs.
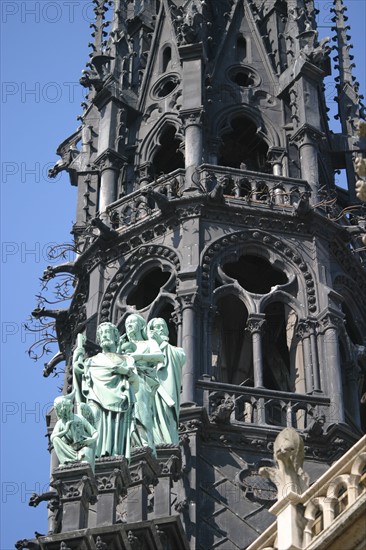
106,166 -> 311,229
198,378 -> 332,431
198,164 -> 310,205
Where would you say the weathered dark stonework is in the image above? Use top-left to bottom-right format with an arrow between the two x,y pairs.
22,0 -> 366,548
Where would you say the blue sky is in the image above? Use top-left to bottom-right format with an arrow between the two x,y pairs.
1,1 -> 365,548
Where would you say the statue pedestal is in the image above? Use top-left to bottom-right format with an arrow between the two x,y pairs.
127,448 -> 160,522
94,456 -> 131,526
51,463 -> 98,532
155,445 -> 182,517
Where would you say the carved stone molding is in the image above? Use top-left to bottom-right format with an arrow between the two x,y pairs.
94,456 -> 130,493
156,445 -> 182,481
290,123 -> 325,148
296,318 -> 318,338
129,447 -> 160,487
179,108 -> 204,129
318,311 -> 344,334
94,148 -> 126,173
176,291 -> 200,312
51,463 -> 98,532
267,147 -> 286,165
246,315 -> 267,335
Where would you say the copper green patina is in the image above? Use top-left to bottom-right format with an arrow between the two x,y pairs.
51,318 -> 186,468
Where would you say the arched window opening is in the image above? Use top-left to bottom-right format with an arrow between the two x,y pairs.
162,46 -> 172,73
127,267 -> 170,309
152,125 -> 184,176
335,485 -> 348,516
218,115 -> 269,172
311,508 -> 324,537
212,295 -> 252,385
222,255 -> 288,294
236,35 -> 247,61
263,302 -> 295,393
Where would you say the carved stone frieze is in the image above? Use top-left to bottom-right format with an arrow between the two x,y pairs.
51,464 -> 98,504
129,447 -> 160,487
94,457 -> 130,494
156,445 -> 182,481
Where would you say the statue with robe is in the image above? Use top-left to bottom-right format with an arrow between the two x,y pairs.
72,322 -> 139,460
147,318 -> 186,445
119,314 -> 164,454
51,393 -> 98,468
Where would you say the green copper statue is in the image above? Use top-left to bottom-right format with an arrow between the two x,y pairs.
51,393 -> 98,468
147,318 -> 186,445
72,322 -> 139,459
120,314 -> 164,454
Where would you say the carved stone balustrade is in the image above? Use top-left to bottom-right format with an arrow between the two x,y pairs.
105,164 -> 312,232
199,164 -> 310,206
51,463 -> 98,533
106,169 -> 185,229
247,434 -> 366,550
199,379 -> 332,431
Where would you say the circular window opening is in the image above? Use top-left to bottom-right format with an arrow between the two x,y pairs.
228,66 -> 260,88
152,75 -> 180,99
234,71 -> 254,87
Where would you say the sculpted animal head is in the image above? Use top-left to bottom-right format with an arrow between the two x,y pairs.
273,427 -> 304,472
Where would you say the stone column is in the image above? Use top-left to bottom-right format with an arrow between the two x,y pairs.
267,147 -> 286,177
269,494 -> 304,550
179,39 -> 204,194
291,125 -> 324,204
178,292 -> 199,405
51,463 -> 98,532
296,320 -> 315,394
154,446 -> 182,517
126,448 -> 160,522
94,457 -> 131,527
246,315 -> 266,425
94,149 -> 125,218
309,320 -> 321,392
246,315 -> 266,388
180,109 -> 204,192
318,313 -> 345,424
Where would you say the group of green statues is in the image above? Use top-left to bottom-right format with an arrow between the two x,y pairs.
51,315 -> 186,468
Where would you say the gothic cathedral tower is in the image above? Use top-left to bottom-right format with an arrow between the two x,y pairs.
22,0 -> 366,549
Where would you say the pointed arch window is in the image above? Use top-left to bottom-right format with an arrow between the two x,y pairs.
152,124 -> 184,176
236,34 -> 247,61
218,115 -> 269,172
162,46 -> 172,73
